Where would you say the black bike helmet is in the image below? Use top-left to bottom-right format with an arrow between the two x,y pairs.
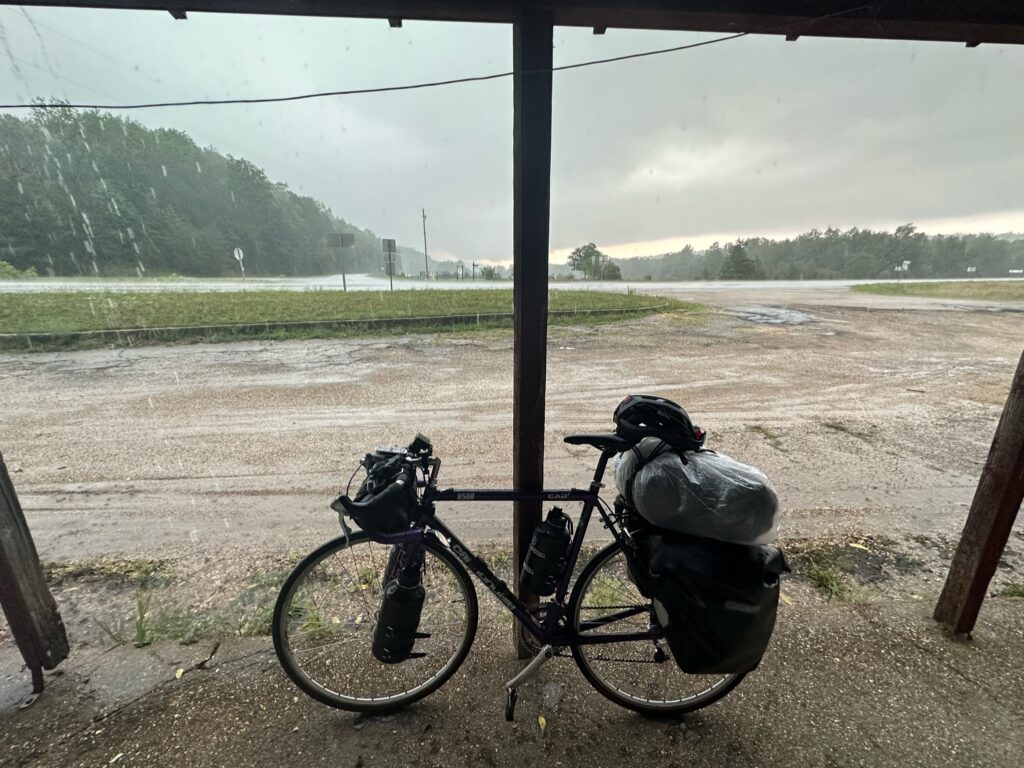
613,394 -> 706,451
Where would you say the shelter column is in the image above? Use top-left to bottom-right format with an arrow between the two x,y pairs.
934,349 -> 1024,634
511,4 -> 553,656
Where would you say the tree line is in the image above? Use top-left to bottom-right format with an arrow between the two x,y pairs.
610,225 -> 1024,281
0,108 -> 404,277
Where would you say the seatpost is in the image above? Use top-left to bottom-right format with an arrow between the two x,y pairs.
590,450 -> 615,489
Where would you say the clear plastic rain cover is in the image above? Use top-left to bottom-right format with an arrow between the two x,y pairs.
615,437 -> 779,544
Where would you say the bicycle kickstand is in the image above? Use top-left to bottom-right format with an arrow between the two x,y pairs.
504,644 -> 555,722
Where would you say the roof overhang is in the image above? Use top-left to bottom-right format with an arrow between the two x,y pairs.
6,2 -> 1024,46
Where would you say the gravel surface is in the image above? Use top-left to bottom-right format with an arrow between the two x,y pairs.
2,600 -> 1023,767
1,300 -> 1021,563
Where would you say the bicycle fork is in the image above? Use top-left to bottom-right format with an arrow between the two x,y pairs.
504,645 -> 556,721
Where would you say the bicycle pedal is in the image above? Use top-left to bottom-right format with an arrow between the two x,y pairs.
505,687 -> 518,722
414,632 -> 431,639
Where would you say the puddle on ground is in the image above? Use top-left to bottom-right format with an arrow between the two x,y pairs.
726,305 -> 814,325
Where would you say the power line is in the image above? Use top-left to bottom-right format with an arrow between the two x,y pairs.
0,33 -> 745,111
0,5 -> 869,112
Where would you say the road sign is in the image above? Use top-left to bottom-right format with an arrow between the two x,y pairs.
382,238 -> 397,291
232,247 -> 245,280
325,233 -> 355,291
326,233 -> 355,248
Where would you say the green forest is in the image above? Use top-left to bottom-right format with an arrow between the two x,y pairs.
0,108 -> 402,277
611,225 -> 1024,281
4,110 -> 1024,282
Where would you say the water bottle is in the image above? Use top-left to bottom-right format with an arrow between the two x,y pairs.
520,507 -> 571,596
372,559 -> 426,664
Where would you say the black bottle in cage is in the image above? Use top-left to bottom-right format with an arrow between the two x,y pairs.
519,507 -> 571,597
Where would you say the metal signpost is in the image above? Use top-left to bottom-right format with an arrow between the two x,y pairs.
422,209 -> 430,279
326,232 -> 356,291
232,247 -> 245,280
383,238 -> 397,291
895,259 -> 911,285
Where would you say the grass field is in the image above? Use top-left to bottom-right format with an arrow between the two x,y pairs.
852,280 -> 1024,301
0,289 -> 698,351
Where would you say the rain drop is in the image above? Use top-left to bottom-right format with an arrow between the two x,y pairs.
119,230 -> 125,244
83,141 -> 91,153
17,180 -> 23,195
26,144 -> 33,156
132,242 -> 140,255
150,187 -> 156,200
100,178 -> 108,191
195,161 -> 202,174
68,193 -> 77,210
110,198 -> 120,216
121,123 -> 128,136
92,160 -> 99,173
230,190 -> 235,203
127,227 -> 135,240
92,259 -> 99,275
161,164 -> 167,177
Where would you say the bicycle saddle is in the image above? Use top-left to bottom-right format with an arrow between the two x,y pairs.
563,433 -> 635,452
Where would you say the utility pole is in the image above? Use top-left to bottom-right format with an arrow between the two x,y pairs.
472,261 -> 479,280
422,208 -> 430,280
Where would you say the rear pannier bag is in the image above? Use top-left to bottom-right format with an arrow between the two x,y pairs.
638,532 -> 785,675
615,438 -> 779,545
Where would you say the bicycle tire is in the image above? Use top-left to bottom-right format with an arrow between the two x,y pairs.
568,540 -> 747,716
273,531 -> 478,713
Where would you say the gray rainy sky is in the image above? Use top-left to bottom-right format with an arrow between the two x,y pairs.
2,6 -> 1024,264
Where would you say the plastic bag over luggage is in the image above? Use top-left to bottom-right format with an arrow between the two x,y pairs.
615,437 -> 779,544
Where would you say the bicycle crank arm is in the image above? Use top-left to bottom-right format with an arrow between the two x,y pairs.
504,645 -> 555,721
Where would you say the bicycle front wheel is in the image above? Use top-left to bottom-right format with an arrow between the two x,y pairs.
568,541 -> 746,716
273,532 -> 478,713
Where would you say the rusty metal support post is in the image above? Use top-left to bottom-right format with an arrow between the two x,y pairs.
0,451 -> 69,698
934,350 -> 1024,635
511,4 -> 553,657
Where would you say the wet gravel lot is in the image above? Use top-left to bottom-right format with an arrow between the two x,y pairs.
1,299 -> 1021,564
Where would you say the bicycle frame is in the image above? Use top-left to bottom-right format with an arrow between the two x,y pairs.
363,449 -> 659,648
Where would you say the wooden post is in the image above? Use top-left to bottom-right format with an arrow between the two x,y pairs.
511,4 -> 553,657
0,451 -> 69,696
934,350 -> 1024,635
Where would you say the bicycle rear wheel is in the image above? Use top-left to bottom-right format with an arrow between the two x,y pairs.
273,532 -> 478,713
568,541 -> 746,716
